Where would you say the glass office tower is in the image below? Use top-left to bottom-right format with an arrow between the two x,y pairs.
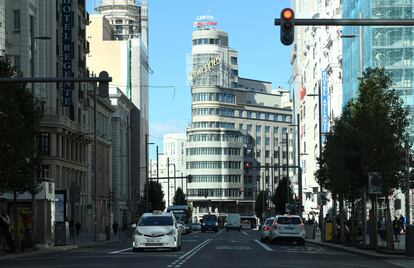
342,0 -> 414,139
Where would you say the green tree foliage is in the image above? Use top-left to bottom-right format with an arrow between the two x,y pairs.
144,181 -> 166,212
0,50 -> 41,195
255,191 -> 268,221
173,187 -> 186,205
271,177 -> 294,214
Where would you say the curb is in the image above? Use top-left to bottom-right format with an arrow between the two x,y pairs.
306,239 -> 410,260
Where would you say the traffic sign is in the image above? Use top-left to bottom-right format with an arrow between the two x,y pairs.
368,172 -> 382,195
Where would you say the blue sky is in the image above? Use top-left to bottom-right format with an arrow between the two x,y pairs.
86,0 -> 292,157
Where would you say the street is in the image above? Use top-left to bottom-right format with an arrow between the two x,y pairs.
1,230 -> 409,268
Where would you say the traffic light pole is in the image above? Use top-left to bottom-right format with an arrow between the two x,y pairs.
274,18 -> 414,26
406,139 -> 411,226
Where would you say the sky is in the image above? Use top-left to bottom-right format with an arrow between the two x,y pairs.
86,0 -> 292,157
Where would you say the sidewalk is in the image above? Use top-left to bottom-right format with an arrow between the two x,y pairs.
306,234 -> 412,260
0,231 -> 129,261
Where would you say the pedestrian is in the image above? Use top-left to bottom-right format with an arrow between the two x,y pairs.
0,210 -> 15,252
392,216 -> 400,241
399,215 -> 405,233
112,222 -> 119,237
75,222 -> 81,236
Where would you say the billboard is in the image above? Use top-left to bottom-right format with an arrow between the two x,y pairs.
62,0 -> 73,106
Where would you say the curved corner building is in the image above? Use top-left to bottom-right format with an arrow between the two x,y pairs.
187,21 -> 293,222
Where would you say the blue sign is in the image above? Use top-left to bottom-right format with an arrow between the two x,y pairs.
62,0 -> 73,106
321,71 -> 329,143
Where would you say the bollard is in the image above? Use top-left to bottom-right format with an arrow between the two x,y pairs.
406,225 -> 414,257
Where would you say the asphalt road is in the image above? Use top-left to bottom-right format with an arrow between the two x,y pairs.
1,229 -> 408,268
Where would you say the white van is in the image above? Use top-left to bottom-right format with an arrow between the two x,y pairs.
226,213 -> 241,231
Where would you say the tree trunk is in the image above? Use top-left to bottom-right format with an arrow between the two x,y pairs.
332,196 -> 337,242
351,199 -> 357,246
370,197 -> 377,249
385,196 -> 394,250
13,191 -> 18,251
339,196 -> 345,244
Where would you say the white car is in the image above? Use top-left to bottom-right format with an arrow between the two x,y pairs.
260,217 -> 275,242
269,215 -> 305,245
131,211 -> 182,252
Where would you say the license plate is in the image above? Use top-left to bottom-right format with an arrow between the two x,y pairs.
146,238 -> 159,243
284,226 -> 294,230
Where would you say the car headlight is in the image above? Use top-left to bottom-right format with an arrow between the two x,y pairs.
133,229 -> 143,236
167,229 -> 175,236
215,222 -> 218,226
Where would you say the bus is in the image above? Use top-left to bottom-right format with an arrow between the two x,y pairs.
166,205 -> 192,233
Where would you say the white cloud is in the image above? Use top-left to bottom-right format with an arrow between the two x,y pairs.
149,119 -> 189,140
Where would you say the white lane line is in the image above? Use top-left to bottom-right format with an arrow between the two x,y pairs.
242,231 -> 249,236
174,239 -> 212,267
109,247 -> 132,254
167,238 -> 212,268
254,239 -> 274,252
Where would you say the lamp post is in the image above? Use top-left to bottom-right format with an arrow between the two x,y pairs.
31,35 -> 51,246
156,148 -> 164,184
168,162 -> 177,205
307,82 -> 324,240
145,134 -> 154,212
290,113 -> 303,218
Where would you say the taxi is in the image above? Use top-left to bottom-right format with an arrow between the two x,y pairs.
131,211 -> 182,252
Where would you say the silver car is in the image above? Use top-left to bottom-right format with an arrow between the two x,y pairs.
269,215 -> 305,245
131,211 -> 182,252
260,217 -> 274,242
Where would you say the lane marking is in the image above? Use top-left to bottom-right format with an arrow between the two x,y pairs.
109,247 -> 132,254
242,231 -> 249,236
167,238 -> 212,268
254,239 -> 274,252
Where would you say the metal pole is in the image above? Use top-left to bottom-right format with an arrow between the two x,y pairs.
274,18 -> 414,26
318,81 -> 325,241
145,134 -> 149,212
297,113 -> 303,218
173,164 -> 176,196
181,172 -> 183,191
156,146 -> 159,183
167,157 -> 170,207
30,29 -> 37,247
406,139 -> 411,225
93,83 -> 97,241
286,132 -> 290,207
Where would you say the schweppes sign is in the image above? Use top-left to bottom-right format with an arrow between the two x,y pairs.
188,56 -> 221,81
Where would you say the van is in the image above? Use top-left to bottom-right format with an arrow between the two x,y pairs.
226,213 -> 241,231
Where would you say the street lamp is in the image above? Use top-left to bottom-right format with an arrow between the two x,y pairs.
31,35 -> 51,246
168,159 -> 177,206
289,113 -> 303,218
145,134 -> 154,212
156,148 -> 164,183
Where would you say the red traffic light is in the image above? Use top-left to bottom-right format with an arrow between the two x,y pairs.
244,162 -> 252,169
281,8 -> 294,20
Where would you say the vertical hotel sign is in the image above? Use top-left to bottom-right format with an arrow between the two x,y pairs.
62,0 -> 73,106
321,71 -> 329,143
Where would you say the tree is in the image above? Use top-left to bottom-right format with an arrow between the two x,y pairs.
173,187 -> 186,205
271,177 -> 293,214
255,191 -> 269,221
144,181 -> 165,212
0,50 -> 41,249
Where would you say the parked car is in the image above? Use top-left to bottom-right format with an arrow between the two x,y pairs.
131,211 -> 182,252
260,217 -> 275,242
226,213 -> 241,231
269,215 -> 305,245
192,223 -> 201,231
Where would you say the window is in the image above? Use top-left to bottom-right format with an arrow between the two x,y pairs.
13,10 -> 20,31
247,111 -> 252,118
256,125 -> 261,136
256,112 -> 261,119
256,137 -> 261,145
39,132 -> 50,155
265,126 -> 270,134
265,137 -> 270,146
231,56 -> 238,64
247,124 -> 252,131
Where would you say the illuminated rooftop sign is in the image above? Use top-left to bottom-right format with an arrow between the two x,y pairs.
194,15 -> 217,30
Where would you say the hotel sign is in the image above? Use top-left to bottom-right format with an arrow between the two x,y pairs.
188,56 -> 221,81
62,0 -> 73,106
194,15 -> 217,30
321,71 -> 329,143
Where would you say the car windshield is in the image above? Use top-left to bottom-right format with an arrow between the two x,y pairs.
277,217 -> 302,225
265,219 -> 274,226
138,216 -> 173,226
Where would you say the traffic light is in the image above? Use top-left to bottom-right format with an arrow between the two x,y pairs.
244,162 -> 253,174
280,8 -> 295,46
187,174 -> 193,183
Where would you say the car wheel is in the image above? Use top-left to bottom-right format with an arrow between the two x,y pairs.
132,247 -> 143,252
298,239 -> 305,246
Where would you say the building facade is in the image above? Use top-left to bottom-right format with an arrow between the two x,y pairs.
0,0 -> 5,51
186,18 -> 293,221
109,87 -> 134,228
290,0 -> 343,216
87,0 -> 149,218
